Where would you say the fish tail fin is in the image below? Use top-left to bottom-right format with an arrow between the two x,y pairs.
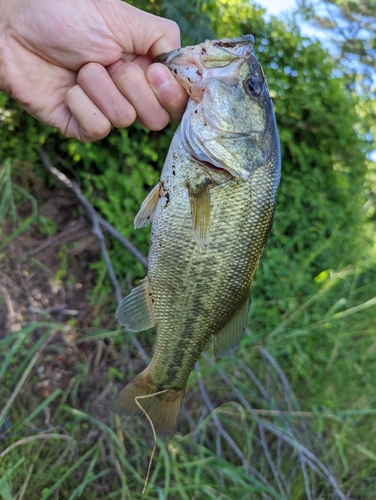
111,366 -> 185,439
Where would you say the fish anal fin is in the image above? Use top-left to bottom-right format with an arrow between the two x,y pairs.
213,298 -> 249,359
111,366 -> 185,439
134,183 -> 161,229
187,181 -> 210,247
115,277 -> 156,332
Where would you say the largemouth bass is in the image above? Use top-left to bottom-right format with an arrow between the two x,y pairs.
112,35 -> 281,438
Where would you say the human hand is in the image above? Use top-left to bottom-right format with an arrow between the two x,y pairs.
0,0 -> 187,141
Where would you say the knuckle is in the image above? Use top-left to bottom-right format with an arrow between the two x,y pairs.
77,62 -> 105,84
148,117 -> 170,131
112,106 -> 137,129
165,19 -> 180,39
65,84 -> 80,102
83,116 -> 111,142
94,118 -> 112,138
165,93 -> 182,111
160,87 -> 187,118
113,62 -> 142,87
141,108 -> 169,131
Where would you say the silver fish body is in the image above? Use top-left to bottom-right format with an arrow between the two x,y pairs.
113,35 -> 281,438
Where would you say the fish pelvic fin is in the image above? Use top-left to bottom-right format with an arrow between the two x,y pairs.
187,181 -> 210,248
111,366 -> 185,439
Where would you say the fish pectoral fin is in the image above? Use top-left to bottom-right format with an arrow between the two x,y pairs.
115,277 -> 156,331
213,298 -> 249,359
187,181 -> 210,248
134,183 -> 161,229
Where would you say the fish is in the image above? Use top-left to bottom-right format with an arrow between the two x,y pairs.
112,35 -> 281,438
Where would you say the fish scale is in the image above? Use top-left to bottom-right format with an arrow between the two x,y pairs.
112,35 -> 281,438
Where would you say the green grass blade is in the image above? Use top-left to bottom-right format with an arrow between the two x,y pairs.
40,446 -> 97,500
67,469 -> 111,500
0,481 -> 14,500
0,328 -> 56,429
15,388 -> 63,432
9,327 -> 58,386
0,161 -> 16,225
0,332 -> 27,382
0,457 -> 25,500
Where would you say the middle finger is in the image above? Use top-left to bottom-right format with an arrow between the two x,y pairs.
110,60 -> 171,130
77,62 -> 137,128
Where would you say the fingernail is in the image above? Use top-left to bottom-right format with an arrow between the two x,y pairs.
148,65 -> 170,91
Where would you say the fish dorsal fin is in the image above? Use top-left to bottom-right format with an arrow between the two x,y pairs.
187,181 -> 210,248
116,278 -> 156,332
213,298 -> 249,359
134,183 -> 161,229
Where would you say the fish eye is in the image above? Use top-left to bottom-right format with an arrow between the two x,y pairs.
244,76 -> 263,97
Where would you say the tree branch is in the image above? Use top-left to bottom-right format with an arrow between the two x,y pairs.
39,149 -> 148,271
39,149 -> 149,363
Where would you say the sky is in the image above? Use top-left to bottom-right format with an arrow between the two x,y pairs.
256,0 -> 376,162
255,0 -> 298,16
254,0 -> 320,40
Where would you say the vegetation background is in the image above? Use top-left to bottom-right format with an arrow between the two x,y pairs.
1,0 -> 376,498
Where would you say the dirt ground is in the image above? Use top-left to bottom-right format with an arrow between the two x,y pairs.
2,187 -> 99,325
0,173 -> 124,402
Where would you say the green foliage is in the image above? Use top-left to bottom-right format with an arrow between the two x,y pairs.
1,0 -> 376,498
59,123 -> 178,292
0,162 -> 39,253
1,0 -> 373,308
0,93 -> 56,165
297,0 -> 376,90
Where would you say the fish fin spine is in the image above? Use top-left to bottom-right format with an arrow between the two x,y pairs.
111,366 -> 185,439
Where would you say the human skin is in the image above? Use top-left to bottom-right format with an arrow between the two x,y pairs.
0,0 -> 187,142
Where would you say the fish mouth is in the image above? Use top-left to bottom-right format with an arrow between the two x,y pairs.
155,35 -> 254,64
156,35 -> 254,102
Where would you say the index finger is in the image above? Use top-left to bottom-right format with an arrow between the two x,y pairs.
146,63 -> 188,122
109,2 -> 181,58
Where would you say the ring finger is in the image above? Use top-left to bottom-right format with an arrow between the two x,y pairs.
110,60 -> 171,130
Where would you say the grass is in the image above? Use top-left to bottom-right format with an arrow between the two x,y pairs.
1,161 -> 376,499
